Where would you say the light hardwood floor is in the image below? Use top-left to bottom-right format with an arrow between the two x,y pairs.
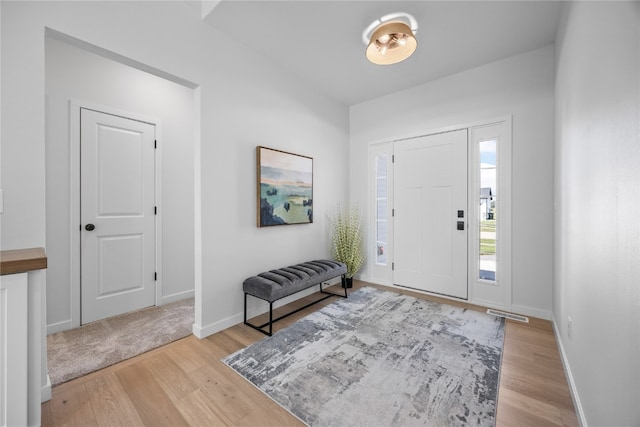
42,281 -> 579,426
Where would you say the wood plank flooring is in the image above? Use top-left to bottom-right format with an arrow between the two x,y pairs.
42,281 -> 579,426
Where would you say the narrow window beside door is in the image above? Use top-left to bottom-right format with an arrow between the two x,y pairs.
479,139 -> 497,282
375,154 -> 388,265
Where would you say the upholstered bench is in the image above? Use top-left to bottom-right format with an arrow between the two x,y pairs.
243,260 -> 347,336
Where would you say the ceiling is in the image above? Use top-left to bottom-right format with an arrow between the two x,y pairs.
204,1 -> 562,106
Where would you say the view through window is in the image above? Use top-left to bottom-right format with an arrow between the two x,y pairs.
479,139 -> 497,282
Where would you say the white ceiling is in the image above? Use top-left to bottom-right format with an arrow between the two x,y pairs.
204,1 -> 562,106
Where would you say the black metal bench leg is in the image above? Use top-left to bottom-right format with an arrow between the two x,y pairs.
244,293 -> 274,336
244,276 -> 348,337
319,276 -> 348,299
269,302 -> 273,336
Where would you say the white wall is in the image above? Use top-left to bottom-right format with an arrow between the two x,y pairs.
45,36 -> 196,331
1,1 -> 349,336
350,45 -> 555,317
0,1 -> 3,237
554,2 -> 640,425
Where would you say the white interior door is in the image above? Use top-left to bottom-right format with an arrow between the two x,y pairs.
81,108 -> 156,324
394,129 -> 468,299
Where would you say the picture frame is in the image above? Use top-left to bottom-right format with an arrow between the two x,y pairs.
257,146 -> 313,227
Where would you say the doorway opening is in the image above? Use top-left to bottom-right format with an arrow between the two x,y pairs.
45,32 -> 198,333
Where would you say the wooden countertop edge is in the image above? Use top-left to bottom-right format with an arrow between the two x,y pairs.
0,247 -> 48,275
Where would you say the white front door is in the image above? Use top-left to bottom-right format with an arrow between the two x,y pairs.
80,108 -> 156,324
393,129 -> 468,299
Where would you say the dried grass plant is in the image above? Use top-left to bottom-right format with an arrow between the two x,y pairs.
330,204 -> 366,278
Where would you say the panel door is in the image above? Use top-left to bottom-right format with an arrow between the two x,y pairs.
394,129 -> 468,299
81,108 -> 156,324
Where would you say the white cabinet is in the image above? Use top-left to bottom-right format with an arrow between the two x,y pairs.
0,248 -> 48,427
0,273 -> 29,427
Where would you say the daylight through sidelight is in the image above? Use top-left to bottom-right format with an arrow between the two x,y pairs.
375,154 -> 388,265
479,139 -> 497,282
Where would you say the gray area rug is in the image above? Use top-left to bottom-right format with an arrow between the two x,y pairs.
48,298 -> 194,385
224,287 -> 504,426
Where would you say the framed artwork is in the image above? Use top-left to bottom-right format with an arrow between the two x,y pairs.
257,146 -> 313,227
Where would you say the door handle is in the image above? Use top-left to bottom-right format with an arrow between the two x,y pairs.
85,223 -> 95,231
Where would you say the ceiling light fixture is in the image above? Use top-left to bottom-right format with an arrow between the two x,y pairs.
362,12 -> 418,65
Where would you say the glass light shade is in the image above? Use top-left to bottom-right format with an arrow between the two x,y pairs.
365,21 -> 417,65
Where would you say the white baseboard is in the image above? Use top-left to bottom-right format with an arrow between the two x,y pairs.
510,304 -> 552,321
161,289 -> 195,305
324,276 -> 342,286
47,320 -> 73,335
47,291 -> 195,335
41,375 -> 51,403
471,298 -> 509,312
193,312 -> 243,339
552,315 -> 588,427
193,282 -> 342,339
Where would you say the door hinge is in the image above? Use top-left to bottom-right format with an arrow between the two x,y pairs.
392,262 -> 395,271
392,208 -> 395,217
154,139 -> 157,149
154,206 -> 157,215
154,272 -> 157,281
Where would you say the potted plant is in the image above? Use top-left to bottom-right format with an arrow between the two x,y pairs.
330,204 -> 366,288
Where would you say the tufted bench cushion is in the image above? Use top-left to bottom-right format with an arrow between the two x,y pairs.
243,260 -> 347,303
243,259 -> 347,335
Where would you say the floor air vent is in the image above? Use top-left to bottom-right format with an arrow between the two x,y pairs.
486,309 -> 529,323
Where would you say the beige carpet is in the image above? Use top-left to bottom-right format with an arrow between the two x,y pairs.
47,298 -> 194,386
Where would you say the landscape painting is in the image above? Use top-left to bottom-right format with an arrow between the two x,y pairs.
257,146 -> 313,227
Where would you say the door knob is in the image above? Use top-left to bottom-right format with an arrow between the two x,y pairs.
85,223 -> 95,231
